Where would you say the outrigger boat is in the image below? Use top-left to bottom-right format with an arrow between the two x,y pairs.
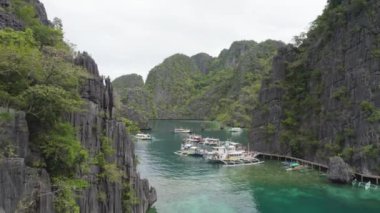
174,142 -> 206,157
202,138 -> 220,146
229,127 -> 243,132
135,133 -> 152,140
186,134 -> 202,143
285,162 -> 308,171
203,142 -> 262,166
174,128 -> 192,133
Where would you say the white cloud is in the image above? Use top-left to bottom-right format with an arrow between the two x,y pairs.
41,0 -> 327,80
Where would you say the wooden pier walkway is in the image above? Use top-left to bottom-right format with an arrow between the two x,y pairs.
254,152 -> 380,185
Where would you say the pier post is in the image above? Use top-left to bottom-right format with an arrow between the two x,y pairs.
361,175 -> 363,182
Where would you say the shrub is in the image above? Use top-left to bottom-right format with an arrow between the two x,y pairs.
20,85 -> 83,124
265,123 -> 276,135
341,147 -> 354,161
53,177 -> 89,213
39,122 -> 89,176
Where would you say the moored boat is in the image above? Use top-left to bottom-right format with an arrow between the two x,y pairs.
186,134 -> 202,142
174,128 -> 191,133
229,127 -> 243,132
135,133 -> 152,140
202,138 -> 220,146
203,142 -> 262,166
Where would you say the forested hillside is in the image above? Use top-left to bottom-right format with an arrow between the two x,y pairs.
114,40 -> 284,128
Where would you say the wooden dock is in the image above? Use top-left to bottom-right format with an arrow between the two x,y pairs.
254,152 -> 380,185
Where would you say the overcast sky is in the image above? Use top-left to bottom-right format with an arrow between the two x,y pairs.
42,0 -> 327,80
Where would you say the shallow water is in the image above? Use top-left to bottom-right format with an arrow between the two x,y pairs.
135,120 -> 380,213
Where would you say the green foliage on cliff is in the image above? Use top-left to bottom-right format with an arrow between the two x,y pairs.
53,177 -> 89,213
96,136 -> 123,184
251,0 -> 380,175
39,122 -> 89,176
114,40 -> 284,127
0,1 -> 94,210
122,182 -> 140,213
113,74 -> 156,129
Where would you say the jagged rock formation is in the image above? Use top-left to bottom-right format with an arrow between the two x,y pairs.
113,74 -> 144,90
0,1 -> 156,212
69,53 -> 156,213
191,53 -> 213,74
145,54 -> 201,119
327,156 -> 353,183
251,0 -> 380,175
0,11 -> 24,30
0,0 -> 10,8
29,0 -> 50,25
115,40 -> 284,127
113,74 -> 156,129
0,108 -> 54,213
0,0 -> 49,30
0,54 -> 156,213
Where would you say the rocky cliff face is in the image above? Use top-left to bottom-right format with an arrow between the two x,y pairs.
113,74 -> 156,129
0,0 -> 49,30
145,54 -> 201,119
0,108 -> 54,213
0,0 -> 156,212
114,40 -> 283,127
251,0 -> 380,175
0,53 -> 156,213
191,53 -> 213,74
69,53 -> 157,213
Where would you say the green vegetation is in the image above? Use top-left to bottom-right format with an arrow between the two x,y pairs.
114,40 -> 283,128
124,118 -> 140,134
38,122 -> 89,176
360,101 -> 380,122
53,177 -> 89,213
122,182 -> 140,213
0,0 -> 144,211
96,136 -> 123,184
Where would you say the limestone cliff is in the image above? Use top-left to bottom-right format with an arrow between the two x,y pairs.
0,1 -> 156,212
251,0 -> 380,175
113,74 -> 156,129
115,40 -> 284,127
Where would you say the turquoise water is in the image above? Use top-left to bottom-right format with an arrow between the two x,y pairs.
136,120 -> 380,213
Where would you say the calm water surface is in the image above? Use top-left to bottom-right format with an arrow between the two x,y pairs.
135,120 -> 380,213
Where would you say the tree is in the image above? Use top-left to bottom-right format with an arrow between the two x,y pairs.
20,85 -> 83,123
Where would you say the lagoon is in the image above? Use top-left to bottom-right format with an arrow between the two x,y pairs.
136,120 -> 380,213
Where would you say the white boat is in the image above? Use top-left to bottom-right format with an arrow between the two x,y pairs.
135,133 -> 152,140
229,127 -> 242,132
175,143 -> 205,157
186,134 -> 202,142
365,181 -> 371,190
202,138 -> 220,146
203,142 -> 261,165
174,128 -> 191,133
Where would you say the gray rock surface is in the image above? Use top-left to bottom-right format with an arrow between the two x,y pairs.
191,53 -> 213,74
0,11 -> 24,30
31,0 -> 50,25
327,157 -> 353,183
0,109 -> 53,213
251,0 -> 380,175
71,53 -> 156,213
0,0 -> 10,8
0,52 -> 156,213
